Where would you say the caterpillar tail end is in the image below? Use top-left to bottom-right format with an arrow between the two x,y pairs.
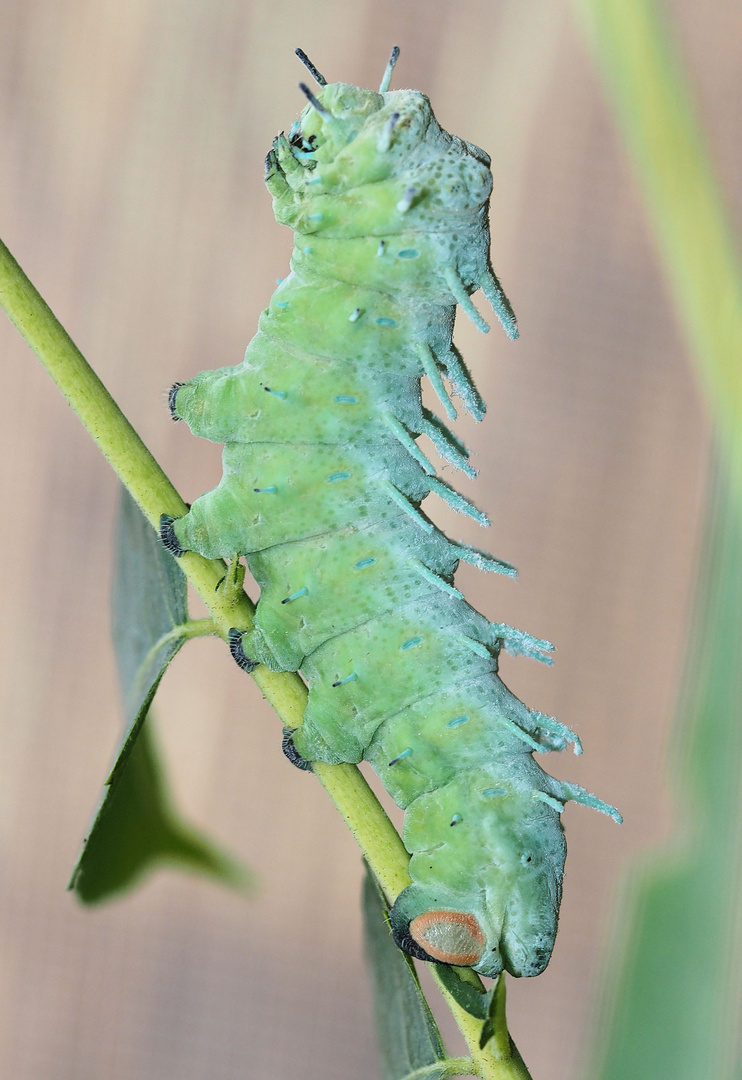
159,514 -> 187,557
389,886 -> 493,974
390,881 -> 558,979
390,918 -> 439,965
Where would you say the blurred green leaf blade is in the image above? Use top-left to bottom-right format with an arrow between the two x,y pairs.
572,0 -> 742,490
592,457 -> 742,1080
362,867 -> 449,1080
570,4 -> 742,1076
69,487 -> 248,903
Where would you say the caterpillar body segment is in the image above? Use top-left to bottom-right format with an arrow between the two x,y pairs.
164,53 -> 619,981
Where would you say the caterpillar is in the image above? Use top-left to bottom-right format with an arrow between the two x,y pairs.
160,46 -> 620,980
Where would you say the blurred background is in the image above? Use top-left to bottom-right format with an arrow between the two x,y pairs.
0,2 -> 737,1078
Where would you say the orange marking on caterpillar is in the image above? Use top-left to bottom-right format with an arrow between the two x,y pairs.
409,910 -> 486,966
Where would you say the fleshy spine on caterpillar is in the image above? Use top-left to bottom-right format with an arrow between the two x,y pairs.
160,45 -> 621,980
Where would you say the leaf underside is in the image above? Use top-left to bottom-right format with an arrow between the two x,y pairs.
362,867 -> 452,1080
69,487 -> 246,904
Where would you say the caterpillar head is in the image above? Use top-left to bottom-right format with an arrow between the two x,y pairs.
297,82 -> 386,162
264,46 -> 517,333
283,82 -> 436,197
267,46 -> 492,213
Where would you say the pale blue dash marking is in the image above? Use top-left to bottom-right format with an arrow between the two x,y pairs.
327,472 -> 350,483
397,249 -> 419,259
293,150 -> 315,161
306,176 -> 323,184
303,247 -> 313,254
335,395 -> 358,404
377,240 -> 386,256
275,301 -> 289,309
281,587 -> 308,604
482,787 -> 506,798
308,212 -> 323,221
388,747 -> 412,766
276,277 -> 284,284
447,715 -> 469,728
401,636 -> 423,650
332,672 -> 358,687
376,316 -> 397,327
354,557 -> 376,569
264,387 -> 287,399
450,813 -> 463,826
253,486 -> 277,494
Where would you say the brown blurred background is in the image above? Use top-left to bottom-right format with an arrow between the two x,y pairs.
1,1 -> 736,1077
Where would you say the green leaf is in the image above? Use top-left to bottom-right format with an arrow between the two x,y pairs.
435,964 -> 492,1021
571,7 -> 742,1075
362,868 -> 448,1080
591,457 -> 742,1079
478,986 -> 499,1052
70,718 -> 245,902
69,487 -> 247,903
111,482 -> 189,738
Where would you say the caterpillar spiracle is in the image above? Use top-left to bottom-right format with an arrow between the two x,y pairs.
160,46 -> 621,980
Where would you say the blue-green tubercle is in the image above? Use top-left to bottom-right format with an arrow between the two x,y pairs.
162,52 -> 620,980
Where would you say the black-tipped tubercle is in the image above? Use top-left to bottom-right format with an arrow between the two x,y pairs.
299,82 -> 332,118
228,629 -> 259,674
168,382 -> 183,421
294,47 -> 327,88
281,728 -> 314,772
378,45 -> 400,95
159,514 -> 186,557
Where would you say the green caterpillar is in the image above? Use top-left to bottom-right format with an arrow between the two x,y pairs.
161,46 -> 620,979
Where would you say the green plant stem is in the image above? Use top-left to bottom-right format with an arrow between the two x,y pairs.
132,618 -> 218,690
0,235 -> 530,1080
404,1059 -> 475,1080
436,974 -> 532,1080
